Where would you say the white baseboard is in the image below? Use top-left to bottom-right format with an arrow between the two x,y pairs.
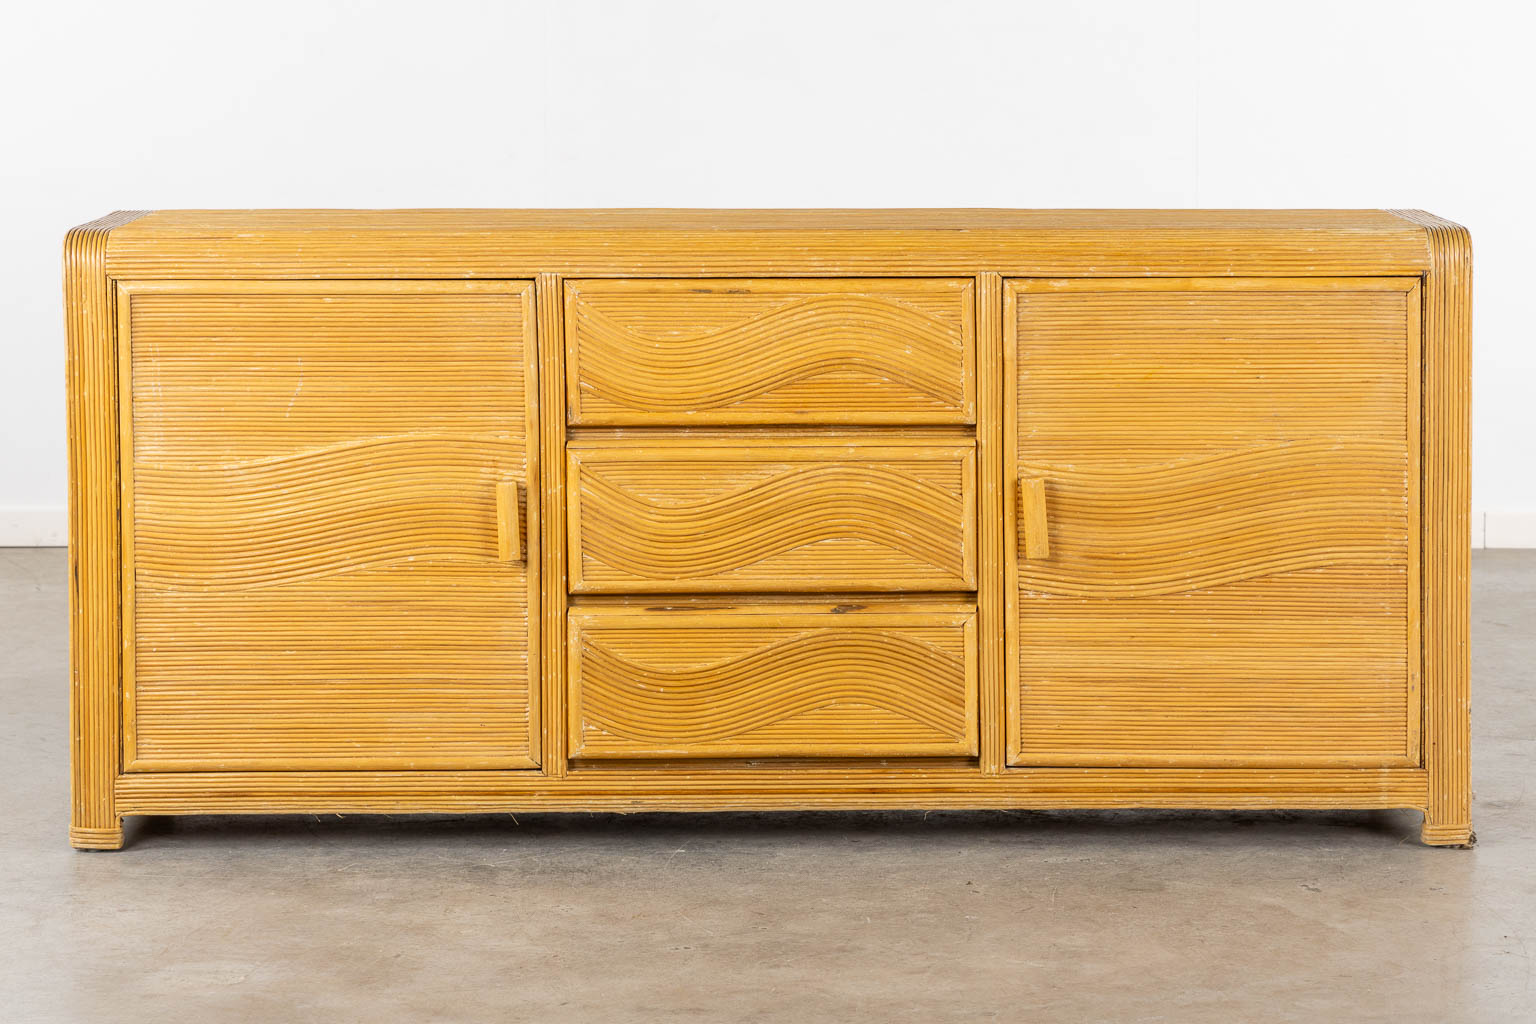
1480,510 -> 1536,549
0,506 -> 67,547
6,504 -> 1535,549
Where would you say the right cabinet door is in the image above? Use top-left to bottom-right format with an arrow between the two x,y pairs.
1006,278 -> 1421,767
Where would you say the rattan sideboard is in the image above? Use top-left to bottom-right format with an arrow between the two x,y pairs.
64,210 -> 1471,849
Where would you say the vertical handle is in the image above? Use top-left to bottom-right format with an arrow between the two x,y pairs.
496,481 -> 523,562
1018,477 -> 1050,559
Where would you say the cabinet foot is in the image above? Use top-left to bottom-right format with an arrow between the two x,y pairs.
1421,818 -> 1475,848
69,823 -> 124,850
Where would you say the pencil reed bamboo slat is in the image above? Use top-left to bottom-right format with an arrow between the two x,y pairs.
112,765 -> 1430,815
1390,211 -> 1473,846
535,274 -> 568,777
975,273 -> 1006,775
66,211 -> 147,850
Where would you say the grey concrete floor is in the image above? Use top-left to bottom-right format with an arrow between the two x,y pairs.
1,547 -> 1532,1023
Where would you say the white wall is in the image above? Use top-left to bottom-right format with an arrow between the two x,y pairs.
3,1 -> 1532,545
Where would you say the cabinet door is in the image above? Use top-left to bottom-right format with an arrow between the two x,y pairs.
1006,278 -> 1419,767
119,281 -> 540,770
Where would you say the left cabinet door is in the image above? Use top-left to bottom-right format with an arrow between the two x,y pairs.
117,281 -> 541,771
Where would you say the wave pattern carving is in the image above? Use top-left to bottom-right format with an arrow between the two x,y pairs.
567,281 -> 974,423
1017,440 -> 1409,598
576,299 -> 964,409
134,436 -> 518,590
576,462 -> 970,587
574,629 -> 970,754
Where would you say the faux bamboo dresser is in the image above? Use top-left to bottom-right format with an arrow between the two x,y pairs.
64,210 -> 1472,849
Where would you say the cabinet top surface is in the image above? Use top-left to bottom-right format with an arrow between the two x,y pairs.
86,209 -> 1455,277
113,208 -> 1423,233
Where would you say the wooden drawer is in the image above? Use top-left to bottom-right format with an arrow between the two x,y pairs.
569,601 -> 978,758
564,278 -> 975,425
567,437 -> 977,593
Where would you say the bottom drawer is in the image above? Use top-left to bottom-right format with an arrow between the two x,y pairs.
568,601 -> 977,759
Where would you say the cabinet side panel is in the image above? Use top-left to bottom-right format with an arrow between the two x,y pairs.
65,211 -> 148,849
1391,211 -> 1472,844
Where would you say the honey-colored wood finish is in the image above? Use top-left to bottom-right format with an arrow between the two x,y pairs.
99,209 -> 1433,278
1392,211 -> 1474,846
64,210 -> 1470,850
535,273 -> 569,778
113,765 -> 1429,815
65,210 -> 147,850
116,280 -> 542,771
495,482 -> 523,562
565,278 -> 975,425
568,601 -> 978,759
975,273 -> 1006,776
566,437 -> 977,593
1017,478 -> 1050,560
1005,278 -> 1420,768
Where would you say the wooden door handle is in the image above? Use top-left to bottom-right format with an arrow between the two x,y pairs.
1018,477 -> 1050,559
496,481 -> 523,562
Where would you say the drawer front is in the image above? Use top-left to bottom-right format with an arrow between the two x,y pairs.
569,603 -> 978,758
564,278 -> 975,425
567,439 -> 977,593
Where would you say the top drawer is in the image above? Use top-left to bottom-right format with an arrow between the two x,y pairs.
564,279 -> 975,425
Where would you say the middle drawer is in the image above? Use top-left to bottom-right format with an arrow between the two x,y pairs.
567,437 -> 977,593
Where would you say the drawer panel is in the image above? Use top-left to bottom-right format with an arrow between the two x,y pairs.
567,438 -> 977,593
564,278 -> 975,425
569,602 -> 978,758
